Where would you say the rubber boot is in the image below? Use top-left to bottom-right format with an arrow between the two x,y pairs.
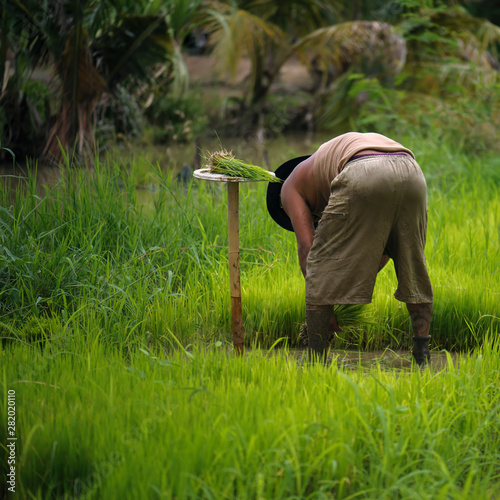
412,335 -> 431,366
306,308 -> 331,363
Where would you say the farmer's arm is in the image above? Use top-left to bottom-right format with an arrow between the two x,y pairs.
281,167 -> 316,278
283,191 -> 315,277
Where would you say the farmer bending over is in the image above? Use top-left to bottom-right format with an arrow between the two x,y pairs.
266,132 -> 433,365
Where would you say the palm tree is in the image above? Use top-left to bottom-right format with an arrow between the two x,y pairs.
1,0 -> 202,163
205,0 -> 499,135
207,1 -> 413,133
205,0 -> 343,131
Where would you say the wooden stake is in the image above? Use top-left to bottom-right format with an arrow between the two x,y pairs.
227,182 -> 244,355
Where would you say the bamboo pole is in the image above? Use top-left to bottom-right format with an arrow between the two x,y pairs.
194,167 -> 273,355
227,182 -> 244,355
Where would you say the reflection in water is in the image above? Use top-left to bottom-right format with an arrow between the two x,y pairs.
140,131 -> 333,174
0,132 -> 334,196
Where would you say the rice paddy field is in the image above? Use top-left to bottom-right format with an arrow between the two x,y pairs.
1,134 -> 499,499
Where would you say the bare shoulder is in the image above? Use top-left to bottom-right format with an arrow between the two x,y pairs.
283,154 -> 316,190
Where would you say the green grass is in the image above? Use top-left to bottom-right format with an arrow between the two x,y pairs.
1,335 -> 500,499
0,135 -> 499,498
1,140 -> 497,352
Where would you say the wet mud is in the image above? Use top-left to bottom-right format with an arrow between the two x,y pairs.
264,347 -> 458,372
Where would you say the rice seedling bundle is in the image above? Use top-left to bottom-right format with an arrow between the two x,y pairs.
204,150 -> 281,182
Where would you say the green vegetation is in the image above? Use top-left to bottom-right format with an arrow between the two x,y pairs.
0,132 -> 499,497
2,339 -> 500,499
2,1 -> 499,162
1,138 -> 497,352
204,150 -> 281,182
1,0 -> 201,160
1,2 -> 499,498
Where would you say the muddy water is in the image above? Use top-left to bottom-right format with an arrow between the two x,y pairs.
0,132 -> 333,198
261,348 -> 458,372
126,131 -> 333,175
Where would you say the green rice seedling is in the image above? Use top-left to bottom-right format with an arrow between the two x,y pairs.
2,337 -> 500,499
0,136 -> 498,353
204,149 -> 281,182
1,133 -> 500,499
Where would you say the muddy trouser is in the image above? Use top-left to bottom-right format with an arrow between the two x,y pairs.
305,154 -> 433,306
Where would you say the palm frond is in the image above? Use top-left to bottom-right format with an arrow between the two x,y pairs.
236,0 -> 340,34
476,20 -> 500,61
168,0 -> 205,40
295,21 -> 406,88
207,7 -> 286,80
93,13 -> 175,86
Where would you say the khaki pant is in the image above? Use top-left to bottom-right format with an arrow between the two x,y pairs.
306,154 -> 433,305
